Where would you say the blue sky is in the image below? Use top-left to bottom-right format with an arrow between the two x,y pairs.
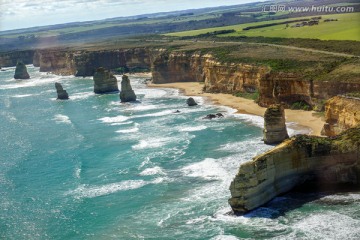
0,0 -> 260,31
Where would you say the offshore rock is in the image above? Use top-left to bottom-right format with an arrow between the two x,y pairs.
263,104 -> 289,144
55,82 -> 69,100
120,75 -> 136,102
187,97 -> 198,106
14,61 -> 30,79
93,67 -> 119,94
229,127 -> 360,214
321,96 -> 360,137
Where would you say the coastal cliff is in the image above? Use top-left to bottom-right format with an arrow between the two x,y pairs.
229,127 -> 360,214
0,50 -> 35,67
152,51 -> 269,94
2,47 -> 360,109
151,51 -> 360,108
321,96 -> 360,136
30,48 -> 153,76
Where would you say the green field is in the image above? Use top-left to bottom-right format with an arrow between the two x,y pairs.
167,13 -> 360,41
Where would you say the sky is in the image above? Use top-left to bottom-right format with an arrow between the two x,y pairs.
0,0 -> 259,31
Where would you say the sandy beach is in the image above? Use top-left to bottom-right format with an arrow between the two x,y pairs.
148,82 -> 325,136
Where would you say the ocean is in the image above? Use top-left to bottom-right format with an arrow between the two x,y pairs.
1,66 -> 359,239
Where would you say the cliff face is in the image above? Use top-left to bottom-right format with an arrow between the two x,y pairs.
32,48 -> 153,76
152,51 -> 269,94
152,51 -> 360,108
38,50 -> 76,75
229,127 -> 360,214
74,48 -> 152,76
321,96 -> 360,136
0,50 -> 35,67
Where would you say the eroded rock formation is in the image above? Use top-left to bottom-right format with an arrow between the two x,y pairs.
55,82 -> 69,100
263,104 -> 289,144
186,97 -> 198,106
321,96 -> 360,136
14,61 -> 30,79
151,51 -> 360,108
229,127 -> 360,214
120,75 -> 136,102
93,67 -> 119,94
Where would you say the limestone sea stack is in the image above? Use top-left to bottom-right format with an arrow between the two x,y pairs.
229,127 -> 360,214
55,82 -> 69,100
93,67 -> 119,94
14,61 -> 30,79
120,75 -> 137,102
187,97 -> 198,106
263,104 -> 289,144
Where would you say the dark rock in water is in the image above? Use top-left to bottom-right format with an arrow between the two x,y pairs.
187,97 -> 198,106
263,104 -> 289,145
55,82 -> 69,100
203,113 -> 225,120
93,67 -> 119,94
14,61 -> 30,79
120,75 -> 137,102
204,114 -> 217,120
174,110 -> 181,113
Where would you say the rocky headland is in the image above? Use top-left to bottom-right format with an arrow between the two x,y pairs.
55,82 -> 69,100
120,75 -> 136,102
321,96 -> 360,137
14,61 -> 30,79
93,67 -> 119,94
229,127 -> 360,214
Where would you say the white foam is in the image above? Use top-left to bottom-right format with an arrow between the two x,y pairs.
99,115 -> 129,124
11,94 -> 36,98
53,114 -> 71,124
136,88 -> 175,98
181,158 -> 227,180
290,211 -> 360,239
70,92 -> 94,100
211,235 -> 239,240
139,166 -> 165,176
132,137 -> 173,150
110,121 -> 133,126
232,113 -> 264,128
179,125 -> 207,132
0,76 -> 61,90
69,180 -> 147,199
116,127 -> 139,133
134,109 -> 174,118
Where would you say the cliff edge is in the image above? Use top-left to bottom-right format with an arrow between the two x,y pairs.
321,96 -> 360,137
229,127 -> 360,214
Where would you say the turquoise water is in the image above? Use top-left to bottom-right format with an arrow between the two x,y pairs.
1,66 -> 359,239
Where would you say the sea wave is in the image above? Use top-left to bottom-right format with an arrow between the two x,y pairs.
69,180 -> 147,199
178,125 -> 207,132
139,166 -> 165,176
116,127 -> 139,133
132,137 -> 174,150
53,114 -> 71,124
98,115 -> 129,123
181,158 -> 228,180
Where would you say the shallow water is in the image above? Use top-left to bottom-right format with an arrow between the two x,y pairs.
1,66 -> 359,239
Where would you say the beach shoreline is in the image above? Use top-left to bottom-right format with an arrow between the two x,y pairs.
148,82 -> 325,136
